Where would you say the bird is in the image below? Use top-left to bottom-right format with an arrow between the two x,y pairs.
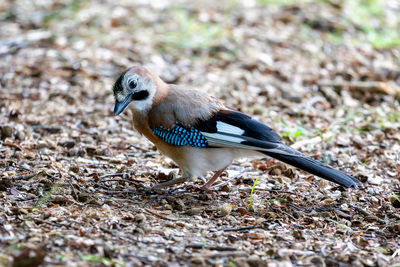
112,66 -> 362,190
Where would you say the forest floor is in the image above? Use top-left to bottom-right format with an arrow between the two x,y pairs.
1,0 -> 400,266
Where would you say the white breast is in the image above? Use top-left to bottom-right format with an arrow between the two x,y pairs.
171,147 -> 259,177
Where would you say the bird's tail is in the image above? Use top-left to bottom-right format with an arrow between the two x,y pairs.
261,149 -> 362,189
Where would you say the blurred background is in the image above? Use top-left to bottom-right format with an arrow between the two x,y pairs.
1,0 -> 399,155
0,0 -> 400,266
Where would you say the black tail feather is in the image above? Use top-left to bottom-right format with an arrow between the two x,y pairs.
262,151 -> 362,189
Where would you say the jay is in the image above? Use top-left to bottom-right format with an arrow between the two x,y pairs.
113,66 -> 362,190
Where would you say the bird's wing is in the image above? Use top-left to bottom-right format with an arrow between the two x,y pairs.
151,108 -> 301,156
193,109 -> 300,155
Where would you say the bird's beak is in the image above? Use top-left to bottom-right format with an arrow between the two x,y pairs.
114,94 -> 132,115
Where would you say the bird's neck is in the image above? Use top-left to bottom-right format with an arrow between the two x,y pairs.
152,78 -> 169,107
131,110 -> 156,141
131,76 -> 169,143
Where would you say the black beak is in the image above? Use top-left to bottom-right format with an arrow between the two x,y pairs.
114,94 -> 132,116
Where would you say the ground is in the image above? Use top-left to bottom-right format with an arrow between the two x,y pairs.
0,0 -> 400,266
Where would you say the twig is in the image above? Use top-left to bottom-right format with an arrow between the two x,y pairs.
213,173 -> 243,189
144,208 -> 178,221
239,187 -> 294,194
125,151 -> 157,157
82,162 -> 111,167
288,203 -> 301,210
13,173 -> 37,180
105,197 -> 142,205
128,144 -> 148,151
318,80 -> 400,97
200,251 -> 248,258
119,235 -> 167,246
98,187 -> 135,195
2,142 -> 23,151
334,209 -> 352,219
31,124 -> 63,133
100,178 -> 148,185
33,218 -> 64,227
273,208 -> 297,221
348,203 -> 386,224
13,164 -> 32,171
68,179 -> 78,200
220,225 -> 260,231
23,179 -> 40,188
99,173 -> 128,179
186,243 -> 237,251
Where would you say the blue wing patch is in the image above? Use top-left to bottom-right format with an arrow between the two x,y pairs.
151,123 -> 208,148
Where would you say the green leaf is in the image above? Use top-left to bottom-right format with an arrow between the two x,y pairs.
249,177 -> 259,210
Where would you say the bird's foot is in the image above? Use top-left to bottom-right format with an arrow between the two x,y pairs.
199,168 -> 226,192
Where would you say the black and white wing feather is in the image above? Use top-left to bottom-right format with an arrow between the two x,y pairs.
193,110 -> 362,189
150,109 -> 361,188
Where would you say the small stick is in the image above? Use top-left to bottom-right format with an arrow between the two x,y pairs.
34,218 -> 64,227
201,251 -> 248,258
348,203 -> 386,224
99,178 -> 143,184
97,185 -> 134,194
13,173 -> 37,180
220,225 -> 260,231
99,173 -> 128,179
68,179 -> 78,200
3,142 -> 23,151
239,187 -> 294,194
31,124 -> 62,133
144,208 -> 178,221
318,80 -> 400,96
186,244 -> 237,251
125,151 -> 157,157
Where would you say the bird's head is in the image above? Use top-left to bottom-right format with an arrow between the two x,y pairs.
112,66 -> 159,115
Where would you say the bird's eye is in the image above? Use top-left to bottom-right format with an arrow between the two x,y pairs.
128,80 -> 137,89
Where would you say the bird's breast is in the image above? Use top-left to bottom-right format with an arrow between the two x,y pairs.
155,144 -> 258,177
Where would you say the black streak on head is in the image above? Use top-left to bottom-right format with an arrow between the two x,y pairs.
113,70 -> 128,93
132,90 -> 149,101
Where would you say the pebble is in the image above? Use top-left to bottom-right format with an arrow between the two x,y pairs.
284,168 -> 296,178
163,204 -> 173,210
0,178 -> 13,191
367,176 -> 383,185
15,130 -> 25,140
269,168 -> 282,176
189,255 -> 205,267
58,139 -> 76,148
247,254 -> 260,267
1,125 -> 14,139
77,193 -> 89,202
390,196 -> 400,208
276,176 -> 291,184
185,208 -> 203,216
173,199 -> 185,211
391,224 -> 400,233
134,213 -> 146,223
67,147 -> 85,157
69,165 -> 80,174
218,203 -> 232,216
132,227 -> 145,236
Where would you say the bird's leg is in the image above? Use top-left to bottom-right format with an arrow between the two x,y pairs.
152,171 -> 190,190
201,167 -> 227,190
